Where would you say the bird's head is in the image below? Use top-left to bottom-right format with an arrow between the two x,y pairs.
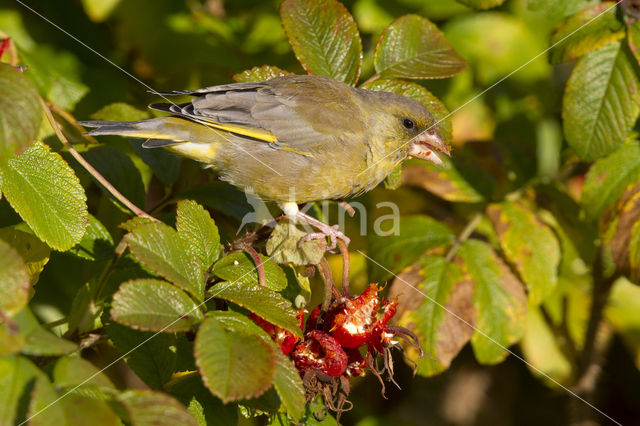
365,91 -> 450,167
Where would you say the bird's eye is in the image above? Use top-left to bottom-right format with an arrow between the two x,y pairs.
402,118 -> 415,129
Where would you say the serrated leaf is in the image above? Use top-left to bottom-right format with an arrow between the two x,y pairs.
402,158 -> 485,202
0,224 -> 50,284
12,308 -> 77,356
280,0 -> 362,85
69,214 -> 114,261
208,311 -> 305,420
177,200 -> 220,271
563,41 -> 640,161
389,256 -> 474,376
528,0 -> 598,20
59,393 -> 119,426
487,202 -> 560,305
106,322 -> 177,389
0,355 -> 47,425
0,239 -> 29,317
53,357 -> 115,390
233,65 -> 293,83
600,181 -> 640,282
126,222 -> 205,300
82,145 -> 146,212
0,142 -> 88,251
0,63 -> 41,166
361,78 -> 453,146
194,317 -> 276,403
582,143 -> 640,220
177,182 -> 254,222
111,279 -> 203,332
117,390 -> 198,426
549,2 -> 624,64
459,240 -> 527,364
212,251 -> 287,291
368,215 -> 454,282
265,219 -> 327,266
374,14 -> 467,79
207,282 -> 301,337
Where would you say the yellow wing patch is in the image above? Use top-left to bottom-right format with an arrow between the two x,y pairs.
194,117 -> 278,143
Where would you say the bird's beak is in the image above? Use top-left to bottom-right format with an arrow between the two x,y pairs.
408,129 -> 450,166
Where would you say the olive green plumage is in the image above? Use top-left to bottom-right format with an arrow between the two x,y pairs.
80,75 -> 447,203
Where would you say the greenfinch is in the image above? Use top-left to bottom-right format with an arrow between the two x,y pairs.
80,75 -> 448,244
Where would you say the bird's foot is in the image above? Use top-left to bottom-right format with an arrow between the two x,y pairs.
299,224 -> 350,251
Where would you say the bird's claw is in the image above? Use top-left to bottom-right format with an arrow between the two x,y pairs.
299,224 -> 350,251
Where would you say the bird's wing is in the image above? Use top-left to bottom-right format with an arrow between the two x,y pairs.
149,76 -> 362,154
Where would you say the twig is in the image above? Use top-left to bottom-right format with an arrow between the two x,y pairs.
445,212 -> 483,262
337,239 -> 350,298
360,73 -> 380,87
317,258 -> 339,312
41,99 -> 155,220
238,244 -> 266,287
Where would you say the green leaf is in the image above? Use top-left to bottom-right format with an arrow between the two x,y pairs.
374,14 -> 467,79
443,12 -> 549,84
280,0 -> 362,85
233,65 -> 293,83
487,202 -> 560,305
90,102 -> 150,122
520,307 -> 572,384
69,214 -> 114,261
212,252 -> 287,291
605,278 -> 640,370
528,0 -> 598,20
81,0 -> 122,22
628,20 -> 640,66
208,311 -> 305,421
264,219 -> 327,266
459,240 -> 527,364
82,145 -> 146,212
367,215 -> 454,282
389,256 -> 474,376
360,78 -> 453,146
549,2 -> 624,64
28,375 -> 67,426
0,63 -> 41,166
207,281 -> 302,337
0,224 -> 50,284
402,157 -> 485,203
20,47 -> 89,111
53,356 -> 115,390
177,200 -> 220,271
455,0 -> 506,9
0,238 -> 29,317
0,355 -> 46,425
59,393 -> 119,426
117,390 -> 198,426
126,222 -> 205,300
582,143 -> 640,220
12,308 -> 77,356
0,142 -> 88,251
194,317 -> 276,403
562,41 -> 640,161
111,279 -> 203,332
383,165 -> 403,190
106,322 -> 177,389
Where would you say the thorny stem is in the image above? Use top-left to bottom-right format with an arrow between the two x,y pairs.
337,238 -> 350,298
317,258 -> 339,313
445,212 -> 483,262
42,99 -> 155,220
237,243 -> 266,287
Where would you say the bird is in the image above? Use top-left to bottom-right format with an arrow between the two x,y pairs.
79,75 -> 449,247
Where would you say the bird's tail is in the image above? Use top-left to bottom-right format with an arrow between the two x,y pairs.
78,117 -> 199,146
78,117 -> 224,163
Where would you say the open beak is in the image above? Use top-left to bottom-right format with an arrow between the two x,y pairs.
408,129 -> 450,166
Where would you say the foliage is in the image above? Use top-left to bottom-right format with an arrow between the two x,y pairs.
1,0 -> 640,425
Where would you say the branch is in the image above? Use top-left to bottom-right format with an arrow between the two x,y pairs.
42,99 -> 155,220
445,212 -> 483,262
